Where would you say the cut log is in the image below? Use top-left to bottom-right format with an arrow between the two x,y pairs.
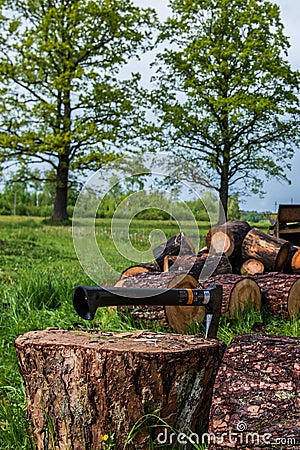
115,271 -> 204,332
254,272 -> 300,319
240,259 -> 265,276
152,231 -> 195,270
163,253 -> 232,280
208,220 -> 252,258
291,247 -> 300,274
120,262 -> 160,279
15,329 -> 226,450
208,334 -> 300,449
283,245 -> 300,273
202,274 -> 261,316
242,227 -> 290,271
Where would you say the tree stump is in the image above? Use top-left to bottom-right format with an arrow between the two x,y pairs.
201,274 -> 261,316
207,220 -> 252,258
15,329 -> 226,450
241,228 -> 290,271
254,272 -> 300,319
152,231 -> 195,270
115,271 -> 203,332
208,334 -> 300,449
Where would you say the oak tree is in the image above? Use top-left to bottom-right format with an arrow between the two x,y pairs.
151,0 -> 299,221
0,0 -> 156,220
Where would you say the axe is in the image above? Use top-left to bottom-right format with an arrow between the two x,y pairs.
72,284 -> 222,338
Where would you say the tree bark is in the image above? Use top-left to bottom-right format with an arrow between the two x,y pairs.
241,227 -> 290,271
208,220 -> 252,258
254,272 -> 300,319
201,274 -> 261,317
163,253 -> 232,280
152,232 -> 195,270
15,328 -> 226,450
115,271 -> 202,333
208,334 -> 300,449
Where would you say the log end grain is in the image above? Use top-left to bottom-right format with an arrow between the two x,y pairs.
291,248 -> 300,273
228,277 -> 261,317
240,259 -> 265,276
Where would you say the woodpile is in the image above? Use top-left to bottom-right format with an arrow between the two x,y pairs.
15,328 -> 226,450
208,334 -> 300,449
113,221 -> 300,330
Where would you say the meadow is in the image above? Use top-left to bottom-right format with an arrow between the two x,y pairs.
0,216 -> 299,449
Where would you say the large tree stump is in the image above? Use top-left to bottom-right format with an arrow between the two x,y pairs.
201,274 -> 261,316
115,271 -> 203,332
254,272 -> 300,319
15,329 -> 226,450
208,334 -> 300,449
241,228 -> 290,271
207,220 -> 252,258
152,231 -> 195,270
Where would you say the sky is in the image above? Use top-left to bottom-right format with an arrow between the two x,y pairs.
133,0 -> 300,212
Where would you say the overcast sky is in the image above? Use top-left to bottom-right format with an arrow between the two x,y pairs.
133,0 -> 300,212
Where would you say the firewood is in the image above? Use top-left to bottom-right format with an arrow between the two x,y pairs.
254,272 -> 300,319
120,262 -> 160,279
242,227 -> 290,271
208,334 -> 300,449
207,220 -> 252,258
152,231 -> 195,270
115,271 -> 203,332
283,245 -> 299,273
15,329 -> 226,450
291,247 -> 300,273
163,253 -> 232,280
202,274 -> 261,316
240,258 -> 265,276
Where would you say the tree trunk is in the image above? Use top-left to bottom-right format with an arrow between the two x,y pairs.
52,154 -> 69,221
283,245 -> 299,273
115,271 -> 204,333
240,259 -> 264,276
254,272 -> 300,319
15,328 -> 226,450
201,274 -> 261,317
208,334 -> 300,449
152,232 -> 195,270
208,220 -> 252,258
241,227 -> 290,271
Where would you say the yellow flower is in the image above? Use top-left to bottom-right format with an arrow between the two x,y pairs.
102,434 -> 109,441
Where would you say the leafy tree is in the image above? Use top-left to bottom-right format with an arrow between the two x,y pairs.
151,0 -> 299,222
0,0 -> 156,220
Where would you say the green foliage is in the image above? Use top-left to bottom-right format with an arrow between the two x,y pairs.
151,0 -> 300,220
0,0 -> 157,219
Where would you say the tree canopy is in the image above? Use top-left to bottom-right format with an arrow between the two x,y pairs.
0,0 -> 156,219
151,0 -> 300,221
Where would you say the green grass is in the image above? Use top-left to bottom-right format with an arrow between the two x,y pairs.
0,216 -> 298,449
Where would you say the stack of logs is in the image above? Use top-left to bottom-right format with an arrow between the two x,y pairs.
116,221 -> 300,332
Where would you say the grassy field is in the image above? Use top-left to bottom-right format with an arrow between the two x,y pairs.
0,216 -> 299,449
